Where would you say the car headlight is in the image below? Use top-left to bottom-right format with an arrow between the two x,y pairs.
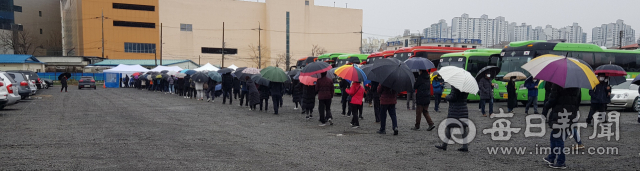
623,93 -> 629,98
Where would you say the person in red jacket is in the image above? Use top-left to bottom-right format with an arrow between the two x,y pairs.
346,81 -> 365,128
315,72 -> 335,126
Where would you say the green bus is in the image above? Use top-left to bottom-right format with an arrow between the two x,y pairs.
496,40 -> 640,103
317,53 -> 346,67
438,49 -> 502,100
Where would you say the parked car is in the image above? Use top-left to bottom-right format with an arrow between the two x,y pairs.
609,79 -> 640,112
6,70 -> 43,89
7,72 -> 32,99
78,76 -> 96,89
42,78 -> 53,88
0,72 -> 21,109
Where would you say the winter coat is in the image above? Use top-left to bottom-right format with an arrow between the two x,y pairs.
446,87 -> 469,119
176,78 -> 184,89
315,76 -> 335,100
432,79 -> 444,94
589,82 -> 611,104
291,80 -> 302,102
241,81 -> 248,92
302,85 -> 316,109
346,82 -> 365,105
370,81 -> 380,98
195,82 -> 204,91
124,76 -> 129,83
61,77 -> 68,87
414,73 -> 432,105
207,79 -> 217,91
377,86 -> 397,105
478,77 -> 493,100
221,74 -> 234,91
269,82 -> 284,96
507,80 -> 518,109
183,75 -> 191,88
233,77 -> 241,93
547,83 -> 580,127
168,77 -> 175,85
259,85 -> 270,99
247,80 -> 261,106
524,79 -> 540,97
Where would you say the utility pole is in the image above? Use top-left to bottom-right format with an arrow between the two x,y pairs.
199,55 -> 201,65
101,9 -> 105,59
222,22 -> 225,68
154,50 -> 157,66
619,30 -> 623,49
354,26 -> 363,53
253,22 -> 264,69
160,23 -> 163,65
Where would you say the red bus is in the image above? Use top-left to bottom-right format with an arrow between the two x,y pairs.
391,46 -> 472,66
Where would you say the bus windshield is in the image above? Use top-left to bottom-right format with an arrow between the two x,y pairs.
438,57 -> 466,69
335,59 -> 350,68
393,52 -> 412,62
498,56 -> 532,77
366,57 -> 383,64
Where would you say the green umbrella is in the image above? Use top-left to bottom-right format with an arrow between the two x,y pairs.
260,66 -> 288,83
207,71 -> 222,82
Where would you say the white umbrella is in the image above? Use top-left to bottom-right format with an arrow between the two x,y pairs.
438,66 -> 479,95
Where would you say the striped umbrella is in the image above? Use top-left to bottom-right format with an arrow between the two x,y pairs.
521,54 -> 598,89
334,64 -> 369,84
595,64 -> 626,77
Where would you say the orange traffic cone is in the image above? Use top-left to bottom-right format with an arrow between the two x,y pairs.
103,84 -> 106,88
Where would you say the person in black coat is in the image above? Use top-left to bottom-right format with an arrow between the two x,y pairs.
291,80 -> 302,109
436,86 -> 470,152
221,73 -> 234,105
507,76 -> 518,113
269,82 -> 285,114
544,83 -> 580,168
183,75 -> 191,98
411,70 -> 435,131
176,77 -> 184,96
586,74 -> 611,125
124,75 -> 129,88
233,77 -> 241,99
370,81 -> 381,123
206,79 -> 217,102
60,76 -> 68,92
478,75 -> 495,116
302,84 -> 317,119
259,84 -> 271,112
339,78 -> 351,116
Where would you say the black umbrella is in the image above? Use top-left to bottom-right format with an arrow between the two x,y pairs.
191,72 -> 209,83
58,72 -> 71,80
404,57 -> 436,72
161,73 -> 170,79
595,64 -> 626,77
475,66 -> 500,81
160,70 -> 169,74
251,74 -> 271,86
301,62 -> 332,76
608,76 -> 626,86
217,68 -> 234,74
287,69 -> 301,77
360,64 -> 375,81
633,75 -> 640,85
234,67 -> 248,79
369,58 -> 415,92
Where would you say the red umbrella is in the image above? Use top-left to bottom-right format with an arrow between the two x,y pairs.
132,72 -> 141,76
299,75 -> 318,86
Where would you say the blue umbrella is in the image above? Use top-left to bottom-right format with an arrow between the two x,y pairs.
185,70 -> 197,75
179,69 -> 190,74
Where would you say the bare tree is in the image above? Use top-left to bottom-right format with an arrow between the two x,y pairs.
310,44 -> 327,57
247,44 -> 270,68
0,29 -> 42,55
45,31 -> 62,56
274,53 -> 291,70
362,37 -> 380,54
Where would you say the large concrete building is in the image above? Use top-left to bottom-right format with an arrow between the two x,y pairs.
61,0 -> 362,69
0,0 -> 61,56
450,14 -> 509,47
592,19 -> 636,48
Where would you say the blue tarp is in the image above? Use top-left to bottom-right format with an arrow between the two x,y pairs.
37,73 -> 106,81
104,73 -> 121,88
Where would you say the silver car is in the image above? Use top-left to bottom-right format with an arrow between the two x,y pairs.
608,79 -> 639,111
0,72 -> 21,109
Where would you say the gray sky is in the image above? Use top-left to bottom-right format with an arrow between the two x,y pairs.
250,0 -> 640,42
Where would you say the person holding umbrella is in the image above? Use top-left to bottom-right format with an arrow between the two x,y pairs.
60,76 -> 68,92
524,77 -> 541,114
259,83 -> 270,112
168,75 -> 176,94
346,81 -> 365,128
269,81 -> 285,115
339,77 -> 352,116
586,73 -> 611,125
377,85 -> 398,135
411,70 -> 435,131
435,86 -> 470,152
316,72 -> 335,126
291,79 -> 302,110
370,81 -> 381,123
302,83 -> 316,119
478,73 -> 495,117
507,76 -> 518,113
124,75 -> 129,88
221,73 -> 234,104
246,76 -> 261,111
432,75 -> 444,112
206,78 -> 217,102
233,77 -> 241,100
195,79 -> 205,101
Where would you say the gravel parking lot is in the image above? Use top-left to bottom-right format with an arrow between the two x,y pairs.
1,87 -> 639,170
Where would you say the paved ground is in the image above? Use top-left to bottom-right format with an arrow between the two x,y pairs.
1,87 -> 639,170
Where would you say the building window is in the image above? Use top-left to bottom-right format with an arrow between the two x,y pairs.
39,11 -> 42,17
39,29 -> 42,34
461,45 -> 467,48
124,42 -> 156,53
112,3 -> 155,11
445,45 -> 451,47
472,46 -> 477,48
180,24 -> 192,31
305,0 -> 309,5
113,21 -> 155,28
13,5 -> 21,12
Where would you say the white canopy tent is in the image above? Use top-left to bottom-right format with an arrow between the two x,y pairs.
194,63 -> 219,71
103,64 -> 149,78
150,65 -> 183,72
227,64 -> 239,70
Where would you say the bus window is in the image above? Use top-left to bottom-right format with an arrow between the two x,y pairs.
614,54 -> 639,72
594,53 -> 615,67
414,52 -> 445,61
468,56 -> 492,77
570,52 -> 595,66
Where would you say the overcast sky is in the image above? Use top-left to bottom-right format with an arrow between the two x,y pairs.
248,0 -> 640,42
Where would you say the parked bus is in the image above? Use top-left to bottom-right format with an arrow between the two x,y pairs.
391,46 -> 472,66
318,53 -> 346,67
291,57 -> 318,71
438,49 -> 502,100
335,54 -> 368,68
496,40 -> 640,103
